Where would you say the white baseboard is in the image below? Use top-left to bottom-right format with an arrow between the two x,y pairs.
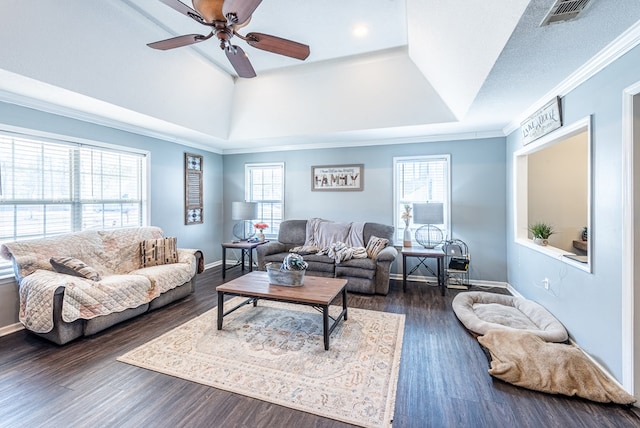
567,337 -> 631,396
506,283 -> 523,297
390,273 -> 508,289
0,322 -> 24,337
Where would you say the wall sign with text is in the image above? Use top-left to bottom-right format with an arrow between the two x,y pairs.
311,164 -> 363,191
521,97 -> 562,145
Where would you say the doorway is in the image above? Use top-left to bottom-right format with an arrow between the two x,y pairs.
622,83 -> 640,401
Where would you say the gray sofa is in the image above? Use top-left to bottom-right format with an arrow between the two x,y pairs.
256,219 -> 397,295
1,227 -> 203,345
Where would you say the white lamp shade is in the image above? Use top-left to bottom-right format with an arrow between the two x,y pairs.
231,201 -> 258,220
413,202 -> 444,225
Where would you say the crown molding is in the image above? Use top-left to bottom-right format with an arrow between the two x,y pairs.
222,130 -> 505,155
0,88 -> 224,155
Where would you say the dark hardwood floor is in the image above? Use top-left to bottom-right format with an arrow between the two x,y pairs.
1,267 -> 639,428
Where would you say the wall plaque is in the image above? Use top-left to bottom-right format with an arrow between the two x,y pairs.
185,153 -> 203,225
521,97 -> 562,145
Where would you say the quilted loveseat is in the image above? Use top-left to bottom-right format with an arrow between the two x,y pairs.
256,219 -> 397,295
0,226 -> 203,345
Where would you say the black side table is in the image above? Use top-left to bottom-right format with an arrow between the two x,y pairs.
401,246 -> 446,296
221,240 -> 268,279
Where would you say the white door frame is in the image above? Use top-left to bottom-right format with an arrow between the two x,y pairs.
621,80 -> 640,397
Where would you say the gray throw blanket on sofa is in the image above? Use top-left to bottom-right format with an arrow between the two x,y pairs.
290,218 -> 368,263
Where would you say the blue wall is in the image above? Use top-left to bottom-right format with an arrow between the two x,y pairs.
223,137 -> 507,282
506,44 -> 640,381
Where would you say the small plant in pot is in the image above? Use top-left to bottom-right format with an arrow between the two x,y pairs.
528,222 -> 555,246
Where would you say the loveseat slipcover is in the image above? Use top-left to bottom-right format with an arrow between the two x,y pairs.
1,226 -> 203,344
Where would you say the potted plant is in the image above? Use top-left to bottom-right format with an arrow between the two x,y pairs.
528,222 -> 555,246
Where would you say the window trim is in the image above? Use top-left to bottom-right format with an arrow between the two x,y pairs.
392,154 -> 451,246
244,162 -> 285,239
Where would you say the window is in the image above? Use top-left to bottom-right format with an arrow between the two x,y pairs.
393,155 -> 451,244
245,162 -> 284,238
0,131 -> 148,275
513,116 -> 591,272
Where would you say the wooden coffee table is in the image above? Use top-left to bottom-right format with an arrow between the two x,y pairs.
216,271 -> 348,350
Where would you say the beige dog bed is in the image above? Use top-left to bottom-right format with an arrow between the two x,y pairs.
452,291 -> 568,343
478,329 -> 636,404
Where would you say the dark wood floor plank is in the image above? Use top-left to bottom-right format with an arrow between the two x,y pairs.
0,267 -> 639,428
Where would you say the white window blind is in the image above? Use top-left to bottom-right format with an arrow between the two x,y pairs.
245,162 -> 284,238
393,155 -> 451,244
0,132 -> 147,276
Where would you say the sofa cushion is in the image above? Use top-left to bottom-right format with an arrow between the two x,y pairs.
277,220 -> 308,245
131,262 -> 195,295
305,218 -> 352,248
336,257 -> 377,270
50,257 -> 101,281
363,223 -> 394,246
141,237 -> 178,268
304,261 -> 336,274
97,227 -> 165,274
262,253 -> 288,264
336,264 -> 376,280
261,252 -> 337,273
302,253 -> 336,264
1,230 -> 105,280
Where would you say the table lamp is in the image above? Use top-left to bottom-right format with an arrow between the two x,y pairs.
231,201 -> 258,240
413,202 -> 444,248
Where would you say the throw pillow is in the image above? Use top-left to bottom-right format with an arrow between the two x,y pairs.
141,237 -> 178,267
365,236 -> 389,259
50,257 -> 101,281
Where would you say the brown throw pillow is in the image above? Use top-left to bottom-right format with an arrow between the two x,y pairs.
50,257 -> 101,281
365,236 -> 389,259
141,237 -> 178,267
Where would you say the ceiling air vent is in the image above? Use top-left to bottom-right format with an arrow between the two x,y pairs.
540,0 -> 592,26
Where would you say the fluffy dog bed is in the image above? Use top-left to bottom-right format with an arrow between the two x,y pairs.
452,291 -> 568,342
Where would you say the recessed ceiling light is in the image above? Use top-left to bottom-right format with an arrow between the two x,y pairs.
353,24 -> 369,38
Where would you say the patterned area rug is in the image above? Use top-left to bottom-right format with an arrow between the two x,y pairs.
118,297 -> 405,428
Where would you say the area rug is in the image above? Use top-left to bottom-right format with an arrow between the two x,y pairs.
117,297 -> 405,428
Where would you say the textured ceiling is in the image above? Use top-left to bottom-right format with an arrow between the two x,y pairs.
0,0 -> 639,153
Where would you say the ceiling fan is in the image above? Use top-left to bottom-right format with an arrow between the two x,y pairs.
147,0 -> 310,78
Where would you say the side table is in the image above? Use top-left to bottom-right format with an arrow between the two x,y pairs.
401,246 -> 446,296
221,240 -> 268,279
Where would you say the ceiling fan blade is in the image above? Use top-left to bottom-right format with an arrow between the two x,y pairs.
223,0 -> 262,25
225,45 -> 256,78
158,0 -> 205,24
147,33 -> 210,50
246,32 -> 310,60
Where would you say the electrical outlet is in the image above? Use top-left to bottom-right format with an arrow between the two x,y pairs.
542,278 -> 550,290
